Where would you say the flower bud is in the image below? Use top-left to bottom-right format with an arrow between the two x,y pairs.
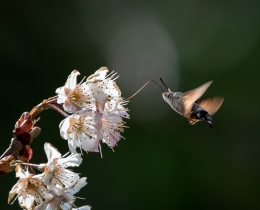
0,155 -> 15,175
18,146 -> 33,162
13,112 -> 33,136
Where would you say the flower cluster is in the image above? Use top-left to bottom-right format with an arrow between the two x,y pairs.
57,67 -> 129,154
8,143 -> 90,210
6,67 -> 129,210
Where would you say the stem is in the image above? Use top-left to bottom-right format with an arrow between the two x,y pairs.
47,103 -> 69,117
0,138 -> 23,159
19,162 -> 43,169
30,96 -> 58,119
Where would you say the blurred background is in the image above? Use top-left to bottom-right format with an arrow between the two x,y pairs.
0,0 -> 259,209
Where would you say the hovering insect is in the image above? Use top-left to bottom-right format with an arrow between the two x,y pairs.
125,78 -> 223,128
160,79 -> 224,128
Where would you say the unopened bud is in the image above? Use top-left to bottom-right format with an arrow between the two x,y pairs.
18,146 -> 33,162
0,155 -> 15,175
13,112 -> 33,135
29,127 -> 41,143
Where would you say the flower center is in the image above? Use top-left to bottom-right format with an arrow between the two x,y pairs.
68,86 -> 82,102
69,118 -> 82,132
68,118 -> 92,139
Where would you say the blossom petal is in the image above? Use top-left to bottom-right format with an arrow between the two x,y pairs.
9,166 -> 53,210
34,202 -> 49,210
59,118 -> 70,140
56,87 -> 67,104
72,206 -> 92,210
66,177 -> 87,196
86,67 -> 108,82
68,138 -> 78,153
58,153 -> 82,168
44,143 -> 61,163
18,194 -> 35,209
60,110 -> 102,153
8,183 -> 19,204
63,99 -> 82,113
65,70 -> 80,90
81,136 -> 100,152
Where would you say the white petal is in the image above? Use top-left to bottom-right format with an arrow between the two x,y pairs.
60,197 -> 76,210
8,183 -> 19,204
57,95 -> 67,104
66,177 -> 87,196
81,136 -> 100,152
40,166 -> 53,186
102,127 -> 120,147
98,79 -> 120,97
15,164 -> 27,178
88,144 -> 100,152
92,90 -> 107,111
58,153 -> 82,167
48,184 -> 66,197
91,110 -> 102,130
34,202 -> 49,210
33,184 -> 53,204
44,143 -> 61,163
106,115 -> 122,122
18,194 -> 35,209
56,87 -> 67,104
96,67 -> 109,79
63,101 -> 81,114
68,139 -> 78,153
54,169 -> 80,189
87,67 -> 108,82
72,206 -> 92,210
59,118 -> 70,140
35,196 -> 63,210
65,70 -> 80,90
55,86 -> 65,95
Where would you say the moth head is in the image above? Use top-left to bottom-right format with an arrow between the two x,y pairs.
162,92 -> 172,102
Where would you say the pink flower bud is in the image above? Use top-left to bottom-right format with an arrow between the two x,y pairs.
18,146 -> 33,162
13,112 -> 34,135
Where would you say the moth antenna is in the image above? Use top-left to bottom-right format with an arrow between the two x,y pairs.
125,80 -> 164,101
159,78 -> 171,91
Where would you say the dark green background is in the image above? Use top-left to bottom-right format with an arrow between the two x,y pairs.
0,1 -> 259,209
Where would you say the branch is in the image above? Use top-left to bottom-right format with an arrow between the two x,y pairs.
0,138 -> 23,159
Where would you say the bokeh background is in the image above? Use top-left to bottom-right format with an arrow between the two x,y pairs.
0,1 -> 259,209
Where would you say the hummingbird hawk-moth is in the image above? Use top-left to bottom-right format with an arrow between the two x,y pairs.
125,78 -> 223,128
161,79 -> 224,128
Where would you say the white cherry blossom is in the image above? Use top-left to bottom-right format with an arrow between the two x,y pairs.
35,177 -> 87,210
40,143 -> 82,196
85,67 -> 129,148
86,67 -> 122,110
8,164 -> 53,210
59,110 -> 102,153
99,98 -> 129,148
56,70 -> 96,113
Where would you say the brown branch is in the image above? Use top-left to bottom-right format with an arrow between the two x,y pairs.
0,138 -> 23,159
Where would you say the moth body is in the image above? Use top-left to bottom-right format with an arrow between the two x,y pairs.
162,81 -> 223,128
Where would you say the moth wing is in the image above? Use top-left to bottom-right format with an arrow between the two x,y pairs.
196,97 -> 224,116
182,81 -> 213,116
